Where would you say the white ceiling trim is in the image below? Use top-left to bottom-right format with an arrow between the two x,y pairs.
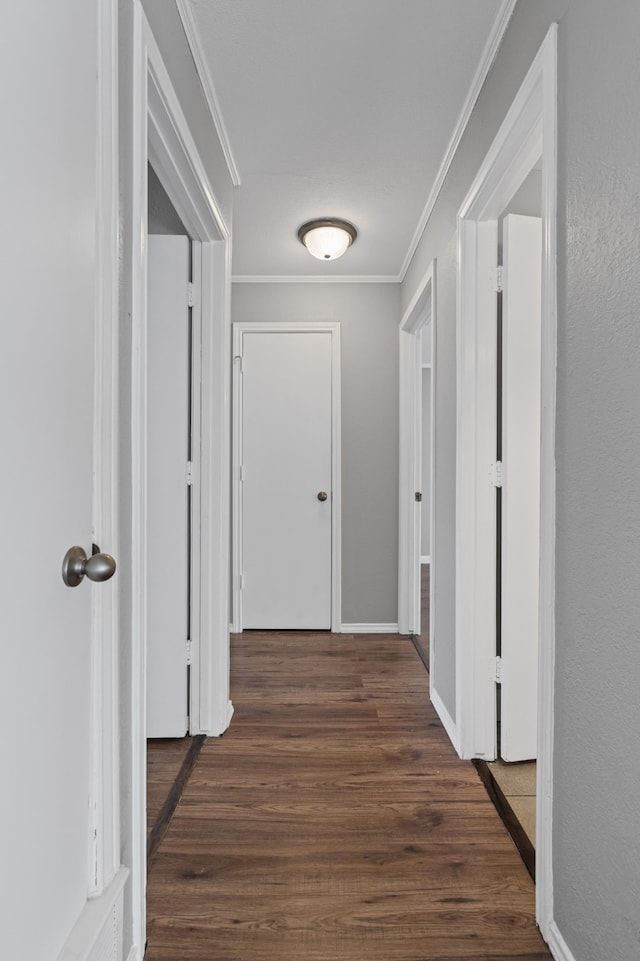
176,0 -> 242,187
233,275 -> 400,285
398,0 -> 518,281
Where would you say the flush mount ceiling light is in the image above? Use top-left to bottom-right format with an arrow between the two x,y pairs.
298,218 -> 358,261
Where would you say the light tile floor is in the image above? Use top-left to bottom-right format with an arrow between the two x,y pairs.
487,758 -> 537,846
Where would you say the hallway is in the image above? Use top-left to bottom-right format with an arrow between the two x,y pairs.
146,632 -> 550,961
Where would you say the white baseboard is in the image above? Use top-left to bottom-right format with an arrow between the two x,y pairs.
546,921 -> 577,961
125,947 -> 139,961
57,867 -> 129,961
420,555 -> 431,564
340,623 -> 400,634
430,685 -> 460,754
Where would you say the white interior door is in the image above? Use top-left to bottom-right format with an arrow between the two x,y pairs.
0,1 -> 107,957
240,330 -> 333,629
500,213 -> 542,761
146,235 -> 190,737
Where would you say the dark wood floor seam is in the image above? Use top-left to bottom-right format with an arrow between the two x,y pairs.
147,734 -> 206,868
474,758 -> 536,881
409,632 -> 430,674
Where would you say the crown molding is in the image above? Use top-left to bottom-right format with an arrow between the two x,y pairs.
398,0 -> 518,281
233,274 -> 401,285
176,0 -> 241,187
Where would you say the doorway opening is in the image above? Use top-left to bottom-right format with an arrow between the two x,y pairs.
130,7 -> 233,953
454,25 -> 557,937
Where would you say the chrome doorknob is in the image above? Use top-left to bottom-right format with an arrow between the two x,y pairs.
317,491 -> 328,502
62,546 -> 117,587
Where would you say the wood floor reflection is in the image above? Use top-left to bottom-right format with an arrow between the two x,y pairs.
146,630 -> 550,961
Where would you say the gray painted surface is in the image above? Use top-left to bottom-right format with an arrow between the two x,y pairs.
117,0 -> 233,952
141,0 -> 233,231
402,1 -> 640,959
148,164 -> 188,235
232,283 -> 400,625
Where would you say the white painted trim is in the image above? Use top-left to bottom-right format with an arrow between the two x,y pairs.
125,949 -> 139,961
420,556 -> 431,565
174,0 -> 241,186
232,322 -> 342,633
233,274 -> 400,285
88,0 -> 120,900
398,262 -> 435,637
430,687 -> 460,755
131,4 -> 232,952
341,624 -> 400,634
57,866 -> 128,961
454,23 -> 558,940
546,921 -> 578,961
398,0 -> 518,281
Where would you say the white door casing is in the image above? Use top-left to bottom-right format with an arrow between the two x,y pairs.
146,235 -> 190,738
500,214 -> 542,762
455,24 -> 557,938
131,7 -> 233,951
232,323 -> 342,633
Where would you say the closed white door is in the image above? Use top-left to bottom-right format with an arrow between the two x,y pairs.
240,330 -> 333,629
500,214 -> 542,762
0,0 -> 107,957
146,235 -> 191,737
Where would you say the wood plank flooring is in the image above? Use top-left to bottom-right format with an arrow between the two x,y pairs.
146,631 -> 551,961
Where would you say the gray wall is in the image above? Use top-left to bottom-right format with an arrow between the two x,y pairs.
148,164 -> 188,235
402,1 -> 640,958
232,283 -> 401,626
117,1 -> 233,953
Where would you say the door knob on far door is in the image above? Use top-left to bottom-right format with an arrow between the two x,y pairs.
317,491 -> 328,502
62,545 -> 117,587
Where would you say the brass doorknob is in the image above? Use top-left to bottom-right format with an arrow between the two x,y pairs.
62,546 -> 117,587
317,491 -> 328,502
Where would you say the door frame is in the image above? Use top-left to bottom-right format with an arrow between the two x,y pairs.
454,25 -> 557,937
130,5 -> 233,952
398,260 -> 436,637
231,322 -> 342,633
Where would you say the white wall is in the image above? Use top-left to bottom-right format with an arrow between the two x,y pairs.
232,282 -> 401,626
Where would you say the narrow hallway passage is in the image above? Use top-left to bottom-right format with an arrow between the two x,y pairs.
146,632 -> 550,961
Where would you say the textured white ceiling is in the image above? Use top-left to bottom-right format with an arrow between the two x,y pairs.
182,0 -> 508,279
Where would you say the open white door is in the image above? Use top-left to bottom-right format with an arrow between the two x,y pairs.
500,214 -> 542,761
146,235 -> 191,737
0,0 -> 123,957
238,328 -> 335,630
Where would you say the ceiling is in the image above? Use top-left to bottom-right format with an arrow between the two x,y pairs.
179,0 -> 513,280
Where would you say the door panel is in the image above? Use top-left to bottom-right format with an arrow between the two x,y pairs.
500,214 -> 542,762
146,235 -> 190,737
0,1 -> 99,956
241,331 -> 332,629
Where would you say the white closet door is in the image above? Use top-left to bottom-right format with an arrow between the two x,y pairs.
500,214 -> 542,762
147,235 -> 190,737
241,330 -> 333,629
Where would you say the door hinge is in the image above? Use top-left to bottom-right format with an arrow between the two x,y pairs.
234,353 -> 243,373
414,491 -> 423,502
489,460 -> 504,488
239,464 -> 245,482
186,461 -> 193,486
186,639 -> 193,665
492,655 -> 502,683
188,282 -> 195,308
495,265 -> 504,293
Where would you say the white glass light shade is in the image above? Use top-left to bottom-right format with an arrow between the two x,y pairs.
298,219 -> 357,261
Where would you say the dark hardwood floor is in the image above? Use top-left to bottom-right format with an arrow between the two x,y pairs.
146,631 -> 550,961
